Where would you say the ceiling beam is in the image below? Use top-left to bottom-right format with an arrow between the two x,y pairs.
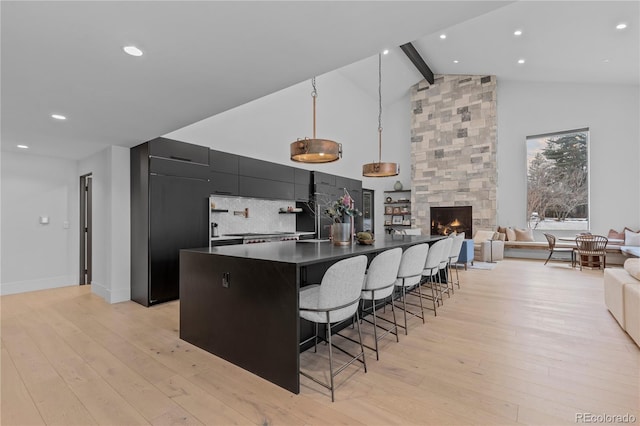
400,42 -> 434,85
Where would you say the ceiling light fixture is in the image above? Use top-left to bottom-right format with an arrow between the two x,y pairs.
17,144 -> 29,149
123,45 -> 143,56
518,59 -> 525,64
616,23 -> 627,30
290,77 -> 341,163
363,53 -> 399,178
51,114 -> 66,120
439,34 -> 447,39
514,30 -> 523,36
453,60 -> 460,64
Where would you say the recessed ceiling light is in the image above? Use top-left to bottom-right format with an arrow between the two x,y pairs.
603,59 -> 610,63
616,23 -> 627,30
382,49 -> 389,55
453,60 -> 459,64
514,30 -> 523,36
17,144 -> 29,149
123,45 -> 143,56
51,114 -> 66,120
518,59 -> 525,64
439,34 -> 446,39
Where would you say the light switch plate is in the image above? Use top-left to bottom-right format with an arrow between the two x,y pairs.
39,216 -> 49,224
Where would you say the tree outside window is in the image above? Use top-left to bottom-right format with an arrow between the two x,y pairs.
526,128 -> 589,230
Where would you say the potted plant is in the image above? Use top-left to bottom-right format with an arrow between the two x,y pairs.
324,190 -> 361,245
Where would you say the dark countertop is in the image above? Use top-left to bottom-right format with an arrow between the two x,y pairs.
185,235 -> 444,267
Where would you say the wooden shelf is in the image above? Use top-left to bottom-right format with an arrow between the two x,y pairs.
384,190 -> 411,193
278,211 -> 301,214
384,202 -> 410,205
210,209 -> 229,213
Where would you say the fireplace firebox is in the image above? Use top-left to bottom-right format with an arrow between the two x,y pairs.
430,206 -> 472,237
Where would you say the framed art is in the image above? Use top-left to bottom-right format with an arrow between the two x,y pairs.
392,207 -> 401,215
392,216 -> 403,225
385,206 -> 393,214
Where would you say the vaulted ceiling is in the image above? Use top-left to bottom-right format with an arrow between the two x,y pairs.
2,1 -> 637,160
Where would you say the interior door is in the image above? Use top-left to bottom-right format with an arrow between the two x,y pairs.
79,173 -> 92,285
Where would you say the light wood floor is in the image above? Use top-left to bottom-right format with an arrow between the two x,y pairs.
1,259 -> 638,425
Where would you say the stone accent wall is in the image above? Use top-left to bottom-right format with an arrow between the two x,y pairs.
410,74 -> 497,235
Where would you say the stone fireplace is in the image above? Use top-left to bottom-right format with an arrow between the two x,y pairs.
430,206 -> 472,237
410,74 -> 498,237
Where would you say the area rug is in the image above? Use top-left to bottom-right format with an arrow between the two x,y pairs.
468,262 -> 497,270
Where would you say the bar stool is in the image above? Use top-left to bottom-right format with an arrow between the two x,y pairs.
393,243 -> 430,335
299,255 -> 368,402
421,238 -> 447,316
359,247 -> 402,360
448,233 -> 466,291
436,237 -> 453,301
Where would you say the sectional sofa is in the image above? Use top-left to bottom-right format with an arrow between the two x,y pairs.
604,258 -> 640,347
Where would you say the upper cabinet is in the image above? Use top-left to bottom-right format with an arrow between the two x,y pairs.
209,150 -> 239,195
148,137 -> 209,165
238,157 -> 295,183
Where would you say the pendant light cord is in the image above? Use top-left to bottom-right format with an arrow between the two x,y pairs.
312,77 -> 317,139
378,53 -> 383,163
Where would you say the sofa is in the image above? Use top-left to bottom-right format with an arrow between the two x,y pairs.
473,230 -> 504,262
604,258 -> 640,347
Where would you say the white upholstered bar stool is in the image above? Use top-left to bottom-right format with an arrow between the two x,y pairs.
421,238 -> 447,316
299,255 -> 368,402
394,243 -> 430,335
360,247 -> 402,360
436,237 -> 453,301
448,233 -> 466,292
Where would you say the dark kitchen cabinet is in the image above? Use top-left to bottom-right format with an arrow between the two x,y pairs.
294,169 -> 311,202
148,137 -> 209,165
210,171 -> 238,196
148,175 -> 209,304
131,138 -> 210,307
238,157 -> 294,183
210,150 -> 239,174
239,176 -> 295,200
311,172 -> 363,239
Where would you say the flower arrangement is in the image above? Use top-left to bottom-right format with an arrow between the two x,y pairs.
324,190 -> 361,223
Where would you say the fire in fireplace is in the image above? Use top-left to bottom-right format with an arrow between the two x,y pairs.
430,206 -> 472,237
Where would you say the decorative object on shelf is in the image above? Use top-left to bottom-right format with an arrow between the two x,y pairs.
385,196 -> 392,203
384,220 -> 392,226
362,53 -> 400,177
291,77 -> 342,163
394,180 -> 403,191
385,206 -> 393,214
392,207 -> 401,215
392,216 -> 403,225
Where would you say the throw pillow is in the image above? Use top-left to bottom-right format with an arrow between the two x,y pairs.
506,228 -> 516,242
624,258 -> 640,280
515,228 -> 535,241
624,229 -> 640,246
497,226 -> 507,235
607,229 -> 624,245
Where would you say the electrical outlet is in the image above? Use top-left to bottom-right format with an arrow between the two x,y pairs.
222,272 -> 230,288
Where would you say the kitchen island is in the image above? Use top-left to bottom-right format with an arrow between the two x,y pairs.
179,235 -> 443,394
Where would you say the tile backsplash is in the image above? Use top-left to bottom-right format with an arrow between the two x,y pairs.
209,195 -> 297,235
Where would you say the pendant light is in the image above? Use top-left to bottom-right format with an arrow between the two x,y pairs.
363,53 -> 399,177
290,77 -> 342,163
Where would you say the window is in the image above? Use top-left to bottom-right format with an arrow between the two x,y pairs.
526,128 -> 589,230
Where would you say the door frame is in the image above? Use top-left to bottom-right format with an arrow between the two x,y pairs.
79,173 -> 92,285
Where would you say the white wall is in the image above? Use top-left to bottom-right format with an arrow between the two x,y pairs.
166,71 -> 412,237
78,146 -> 130,303
497,80 -> 640,238
1,151 -> 79,294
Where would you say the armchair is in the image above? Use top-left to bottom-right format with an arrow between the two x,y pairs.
473,230 -> 504,262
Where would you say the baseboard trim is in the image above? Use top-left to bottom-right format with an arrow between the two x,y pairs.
0,275 -> 76,296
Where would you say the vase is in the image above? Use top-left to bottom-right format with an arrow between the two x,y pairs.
331,223 -> 352,246
394,180 -> 403,191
